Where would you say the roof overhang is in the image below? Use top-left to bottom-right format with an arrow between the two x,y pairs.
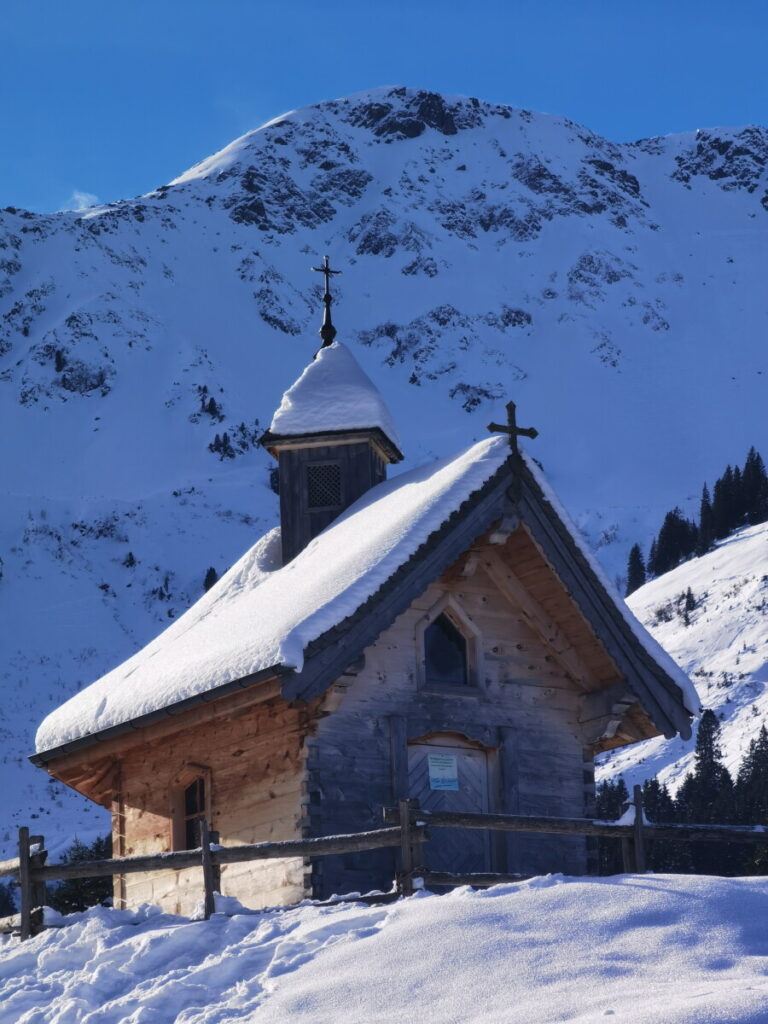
259,426 -> 404,464
30,664 -> 290,767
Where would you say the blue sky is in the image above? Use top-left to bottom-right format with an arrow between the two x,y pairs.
2,0 -> 767,212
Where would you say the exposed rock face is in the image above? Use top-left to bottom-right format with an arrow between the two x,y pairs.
1,86 -> 767,853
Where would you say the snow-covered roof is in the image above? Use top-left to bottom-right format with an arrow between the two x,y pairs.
35,433 -> 696,759
267,342 -> 402,454
35,436 -> 510,754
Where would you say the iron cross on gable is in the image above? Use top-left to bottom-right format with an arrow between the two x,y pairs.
487,401 -> 539,455
312,255 -> 342,347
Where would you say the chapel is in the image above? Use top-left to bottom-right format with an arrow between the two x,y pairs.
32,265 -> 695,913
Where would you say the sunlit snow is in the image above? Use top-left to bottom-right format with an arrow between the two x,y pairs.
2,876 -> 767,1023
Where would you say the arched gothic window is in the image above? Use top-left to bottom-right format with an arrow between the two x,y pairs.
424,613 -> 469,687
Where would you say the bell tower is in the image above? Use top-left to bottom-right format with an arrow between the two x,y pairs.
260,259 -> 403,565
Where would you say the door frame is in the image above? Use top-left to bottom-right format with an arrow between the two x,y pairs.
390,720 -> 503,872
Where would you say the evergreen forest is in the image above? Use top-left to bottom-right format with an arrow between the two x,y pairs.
625,447 -> 768,595
596,710 -> 768,875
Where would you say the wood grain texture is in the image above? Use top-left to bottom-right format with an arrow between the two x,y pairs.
308,568 -> 593,897
278,441 -> 386,563
106,694 -> 312,916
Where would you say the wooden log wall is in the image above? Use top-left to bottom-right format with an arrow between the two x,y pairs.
309,560 -> 603,899
113,694 -> 310,916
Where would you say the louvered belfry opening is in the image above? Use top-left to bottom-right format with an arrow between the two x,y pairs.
306,463 -> 342,510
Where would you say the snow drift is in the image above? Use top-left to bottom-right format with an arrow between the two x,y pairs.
1,876 -> 768,1023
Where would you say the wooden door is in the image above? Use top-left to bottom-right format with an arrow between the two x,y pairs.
407,736 -> 491,875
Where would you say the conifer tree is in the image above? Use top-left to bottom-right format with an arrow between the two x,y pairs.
625,544 -> 646,596
696,484 -> 714,556
642,778 -> 684,872
732,465 -> 745,528
676,711 -> 737,874
650,508 -> 697,576
647,539 -> 658,578
712,467 -> 735,539
47,836 -> 113,914
595,778 -> 629,874
742,448 -> 768,526
735,726 -> 768,824
203,567 -> 218,592
0,881 -> 14,916
735,725 -> 768,873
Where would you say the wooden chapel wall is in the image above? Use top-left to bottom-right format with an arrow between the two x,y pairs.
111,694 -> 310,916
307,564 -> 599,900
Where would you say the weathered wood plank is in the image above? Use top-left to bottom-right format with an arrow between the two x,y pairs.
482,552 -> 592,688
18,827 -> 32,941
398,799 -> 415,896
389,716 -> 408,801
286,471 -> 513,702
200,818 -> 216,920
383,808 -> 768,844
32,827 -> 427,882
0,857 -> 20,879
633,784 -> 646,873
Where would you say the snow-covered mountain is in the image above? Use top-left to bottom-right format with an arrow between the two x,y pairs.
2,86 -> 767,855
598,521 -> 768,793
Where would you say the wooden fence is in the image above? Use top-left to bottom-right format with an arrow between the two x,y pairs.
388,785 -> 768,891
3,787 -> 767,941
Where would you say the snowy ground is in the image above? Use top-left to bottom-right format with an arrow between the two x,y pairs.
2,875 -> 768,1023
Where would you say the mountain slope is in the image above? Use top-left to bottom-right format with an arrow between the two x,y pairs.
598,521 -> 768,791
1,86 -> 767,854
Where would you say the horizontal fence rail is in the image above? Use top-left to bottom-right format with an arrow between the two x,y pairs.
29,826 -> 420,883
387,784 -> 768,879
5,785 -> 768,941
383,807 -> 768,844
3,818 -> 429,940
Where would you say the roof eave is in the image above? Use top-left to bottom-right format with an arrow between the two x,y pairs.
30,664 -> 292,767
515,462 -> 693,741
259,426 -> 404,464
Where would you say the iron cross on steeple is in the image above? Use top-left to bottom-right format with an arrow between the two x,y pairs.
312,255 -> 342,347
488,401 -> 539,455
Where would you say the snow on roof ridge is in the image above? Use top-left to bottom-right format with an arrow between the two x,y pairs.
35,435 -> 510,754
522,453 -> 699,715
268,342 -> 402,451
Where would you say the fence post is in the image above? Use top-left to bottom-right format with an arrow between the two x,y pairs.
409,800 -> 425,887
396,799 -> 425,896
632,785 -> 646,873
209,830 -> 221,897
200,818 -> 216,920
398,799 -> 414,896
18,827 -> 32,941
29,834 -> 47,928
